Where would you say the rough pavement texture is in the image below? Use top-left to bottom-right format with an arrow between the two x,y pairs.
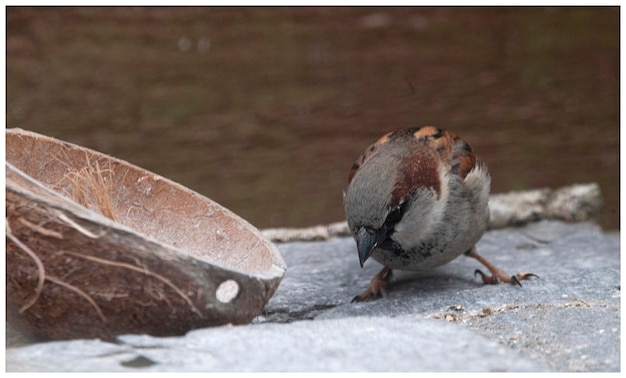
6,221 -> 620,372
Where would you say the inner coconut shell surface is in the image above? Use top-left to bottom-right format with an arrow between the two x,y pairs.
6,128 -> 286,340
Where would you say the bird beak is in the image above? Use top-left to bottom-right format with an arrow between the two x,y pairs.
356,227 -> 384,268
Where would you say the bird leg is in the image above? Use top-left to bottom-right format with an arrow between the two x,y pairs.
465,247 -> 537,286
352,267 -> 392,302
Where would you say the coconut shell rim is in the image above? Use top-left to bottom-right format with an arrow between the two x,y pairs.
5,128 -> 287,281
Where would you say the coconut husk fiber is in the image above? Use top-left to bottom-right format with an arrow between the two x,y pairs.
6,128 -> 286,341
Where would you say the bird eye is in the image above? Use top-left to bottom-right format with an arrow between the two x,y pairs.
384,202 -> 407,228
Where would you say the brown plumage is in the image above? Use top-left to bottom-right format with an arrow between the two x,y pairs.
349,126 -> 477,185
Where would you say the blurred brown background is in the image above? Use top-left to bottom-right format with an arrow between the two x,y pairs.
6,7 -> 619,230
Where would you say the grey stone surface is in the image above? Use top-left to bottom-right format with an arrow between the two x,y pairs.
6,316 -> 544,372
6,221 -> 620,372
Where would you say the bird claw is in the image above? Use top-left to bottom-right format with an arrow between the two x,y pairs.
474,269 -> 500,284
510,275 -> 522,287
351,290 -> 384,303
517,272 -> 540,280
510,272 -> 540,286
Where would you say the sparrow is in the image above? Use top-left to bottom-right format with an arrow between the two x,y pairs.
344,126 -> 536,302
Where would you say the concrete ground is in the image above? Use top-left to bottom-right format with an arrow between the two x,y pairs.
6,220 -> 620,372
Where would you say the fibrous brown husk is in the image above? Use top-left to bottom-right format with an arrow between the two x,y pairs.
6,128 -> 286,341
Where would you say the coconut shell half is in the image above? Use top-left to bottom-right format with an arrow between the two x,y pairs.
6,128 -> 286,341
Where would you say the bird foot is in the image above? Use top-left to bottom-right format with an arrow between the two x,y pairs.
474,269 -> 539,286
352,267 -> 392,303
465,247 -> 538,287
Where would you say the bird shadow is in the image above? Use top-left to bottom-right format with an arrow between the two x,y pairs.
388,268 -> 482,295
